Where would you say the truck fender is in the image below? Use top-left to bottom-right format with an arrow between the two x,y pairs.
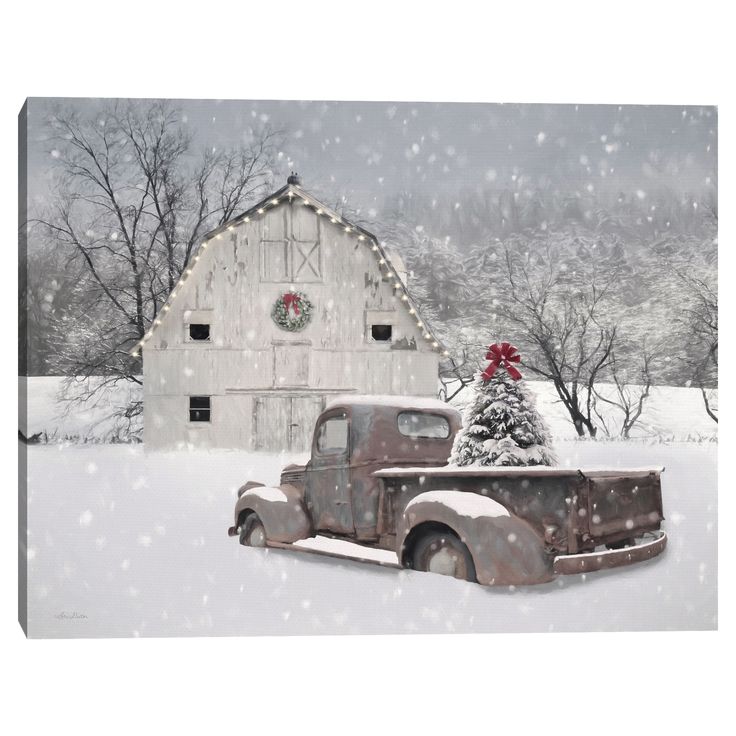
397,490 -> 554,586
233,484 -> 313,544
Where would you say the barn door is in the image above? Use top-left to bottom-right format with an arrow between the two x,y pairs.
253,395 -> 323,452
253,396 -> 291,452
273,343 -> 309,387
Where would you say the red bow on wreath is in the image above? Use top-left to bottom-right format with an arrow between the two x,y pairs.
282,292 -> 301,316
482,342 -> 522,381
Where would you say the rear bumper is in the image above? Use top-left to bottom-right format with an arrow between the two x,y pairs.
553,531 -> 667,576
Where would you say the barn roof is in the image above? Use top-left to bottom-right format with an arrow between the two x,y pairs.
131,178 -> 448,357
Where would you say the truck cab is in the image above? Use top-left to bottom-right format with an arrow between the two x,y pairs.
304,396 -> 461,541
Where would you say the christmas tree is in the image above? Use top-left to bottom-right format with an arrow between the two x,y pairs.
449,342 -> 556,467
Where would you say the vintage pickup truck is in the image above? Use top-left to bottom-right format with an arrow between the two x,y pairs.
228,395 -> 667,586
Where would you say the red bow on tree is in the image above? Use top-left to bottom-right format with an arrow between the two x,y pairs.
282,292 -> 301,316
482,342 -> 522,381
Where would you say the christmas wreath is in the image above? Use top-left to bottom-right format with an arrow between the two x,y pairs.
271,291 -> 313,332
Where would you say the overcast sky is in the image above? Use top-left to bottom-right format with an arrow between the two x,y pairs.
26,98 -> 717,218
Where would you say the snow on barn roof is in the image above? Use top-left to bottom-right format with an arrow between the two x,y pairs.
131,177 -> 448,357
325,394 -> 459,413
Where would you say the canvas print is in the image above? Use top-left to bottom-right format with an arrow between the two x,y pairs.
18,98 -> 717,637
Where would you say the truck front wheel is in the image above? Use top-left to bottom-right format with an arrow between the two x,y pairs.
239,512 -> 267,548
410,530 -> 477,582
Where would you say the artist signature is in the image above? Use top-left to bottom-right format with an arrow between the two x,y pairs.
55,611 -> 88,620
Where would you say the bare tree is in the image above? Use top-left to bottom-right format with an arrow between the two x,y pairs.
593,346 -> 655,438
677,269 -> 718,422
438,353 -> 477,402
498,242 -> 618,437
30,100 -> 280,419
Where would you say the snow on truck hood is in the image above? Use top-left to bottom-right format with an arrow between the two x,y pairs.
373,465 -> 665,478
241,486 -> 289,503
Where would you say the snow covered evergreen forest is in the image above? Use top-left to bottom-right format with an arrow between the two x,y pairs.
378,189 -> 714,399
21,100 -> 717,442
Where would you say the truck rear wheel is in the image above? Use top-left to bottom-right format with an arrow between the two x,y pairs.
239,512 -> 267,548
411,530 -> 477,582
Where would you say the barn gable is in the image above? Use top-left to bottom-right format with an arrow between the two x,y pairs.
133,179 -> 446,357
140,176 -> 447,451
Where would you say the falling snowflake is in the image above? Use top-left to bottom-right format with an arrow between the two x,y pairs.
78,510 -> 93,527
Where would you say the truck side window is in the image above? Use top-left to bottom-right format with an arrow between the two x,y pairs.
397,411 -> 450,439
316,416 -> 348,454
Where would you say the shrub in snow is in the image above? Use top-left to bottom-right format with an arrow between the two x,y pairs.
449,369 -> 556,467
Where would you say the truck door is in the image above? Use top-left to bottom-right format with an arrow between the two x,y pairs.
305,411 -> 354,534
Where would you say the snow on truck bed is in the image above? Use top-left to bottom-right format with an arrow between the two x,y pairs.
374,465 -> 665,478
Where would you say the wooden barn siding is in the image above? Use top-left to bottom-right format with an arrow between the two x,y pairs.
143,393 -> 257,450
144,201 -> 439,450
144,347 -> 437,399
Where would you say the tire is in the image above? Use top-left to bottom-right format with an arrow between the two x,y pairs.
606,537 -> 636,550
410,530 -> 477,582
239,512 -> 267,548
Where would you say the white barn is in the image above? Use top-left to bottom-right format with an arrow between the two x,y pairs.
139,175 -> 447,451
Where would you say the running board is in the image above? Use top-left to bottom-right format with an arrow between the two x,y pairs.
266,540 -> 402,570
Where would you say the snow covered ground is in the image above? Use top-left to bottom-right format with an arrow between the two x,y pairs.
21,376 -> 142,442
22,376 -> 717,443
20,375 -> 717,636
23,440 -> 716,638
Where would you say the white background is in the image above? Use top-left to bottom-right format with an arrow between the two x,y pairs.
2,1 -> 732,733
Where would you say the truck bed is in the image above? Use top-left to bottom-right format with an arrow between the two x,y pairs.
374,464 -> 665,555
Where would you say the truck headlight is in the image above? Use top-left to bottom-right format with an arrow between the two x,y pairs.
543,524 -> 559,544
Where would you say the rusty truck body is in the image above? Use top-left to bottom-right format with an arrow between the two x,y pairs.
228,395 -> 667,586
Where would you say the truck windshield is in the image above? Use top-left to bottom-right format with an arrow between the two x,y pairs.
397,411 -> 450,439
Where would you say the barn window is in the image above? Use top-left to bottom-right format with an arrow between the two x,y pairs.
261,240 -> 290,281
261,238 -> 321,282
292,240 -> 321,282
371,324 -> 393,342
188,323 -> 210,341
189,396 -> 211,423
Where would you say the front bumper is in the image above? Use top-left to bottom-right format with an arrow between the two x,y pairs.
553,531 -> 667,576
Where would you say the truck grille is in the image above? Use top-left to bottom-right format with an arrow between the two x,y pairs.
280,467 -> 306,487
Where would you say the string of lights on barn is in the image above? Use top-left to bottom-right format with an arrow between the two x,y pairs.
131,177 -> 449,358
